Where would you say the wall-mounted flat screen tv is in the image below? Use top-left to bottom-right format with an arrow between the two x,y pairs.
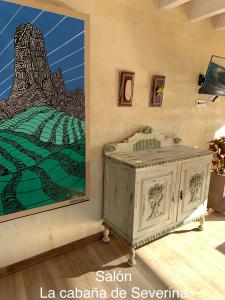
199,55 -> 225,96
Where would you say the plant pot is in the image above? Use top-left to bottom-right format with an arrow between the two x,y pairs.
208,171 -> 225,215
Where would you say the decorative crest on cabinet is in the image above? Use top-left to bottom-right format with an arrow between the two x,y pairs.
104,125 -> 181,155
104,144 -> 117,153
173,137 -> 182,144
139,126 -> 153,134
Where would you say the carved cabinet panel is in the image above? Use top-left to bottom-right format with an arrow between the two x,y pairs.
177,159 -> 211,221
136,165 -> 178,233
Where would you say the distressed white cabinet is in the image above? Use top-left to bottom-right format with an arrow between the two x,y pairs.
102,126 -> 212,266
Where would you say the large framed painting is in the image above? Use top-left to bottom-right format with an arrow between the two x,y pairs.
0,0 -> 89,222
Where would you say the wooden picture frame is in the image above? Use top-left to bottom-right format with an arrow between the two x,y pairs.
150,75 -> 165,107
0,0 -> 90,223
118,71 -> 135,106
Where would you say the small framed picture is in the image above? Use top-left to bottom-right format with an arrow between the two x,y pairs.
118,71 -> 135,106
150,75 -> 165,107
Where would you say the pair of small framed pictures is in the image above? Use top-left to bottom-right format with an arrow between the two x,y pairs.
118,71 -> 165,107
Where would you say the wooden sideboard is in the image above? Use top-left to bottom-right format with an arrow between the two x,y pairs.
102,126 -> 212,266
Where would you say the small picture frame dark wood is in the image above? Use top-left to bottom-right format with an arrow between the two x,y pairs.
118,71 -> 135,106
150,75 -> 165,107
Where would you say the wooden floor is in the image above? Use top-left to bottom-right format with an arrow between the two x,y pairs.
0,214 -> 225,300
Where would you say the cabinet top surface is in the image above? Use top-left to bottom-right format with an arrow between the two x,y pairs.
106,145 -> 212,169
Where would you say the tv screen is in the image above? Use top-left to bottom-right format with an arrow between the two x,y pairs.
199,55 -> 225,96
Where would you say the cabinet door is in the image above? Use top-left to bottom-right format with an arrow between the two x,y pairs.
135,164 -> 178,233
177,159 -> 211,220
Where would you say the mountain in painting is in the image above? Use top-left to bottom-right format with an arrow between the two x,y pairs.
0,23 -> 85,120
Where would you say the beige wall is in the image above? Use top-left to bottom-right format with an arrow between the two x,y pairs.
1,0 -> 225,267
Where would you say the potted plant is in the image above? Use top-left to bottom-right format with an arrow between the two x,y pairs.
208,136 -> 225,174
208,136 -> 225,216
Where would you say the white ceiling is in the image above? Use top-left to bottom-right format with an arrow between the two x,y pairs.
160,0 -> 225,30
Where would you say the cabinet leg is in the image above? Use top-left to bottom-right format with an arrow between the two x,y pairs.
102,226 -> 110,243
128,247 -> 136,267
198,216 -> 205,231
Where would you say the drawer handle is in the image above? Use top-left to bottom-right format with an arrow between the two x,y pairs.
180,190 -> 183,200
172,195 -> 175,202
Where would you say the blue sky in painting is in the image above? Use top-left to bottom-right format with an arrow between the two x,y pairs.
0,0 -> 85,100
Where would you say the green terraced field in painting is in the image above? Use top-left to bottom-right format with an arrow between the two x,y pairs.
0,106 -> 86,216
